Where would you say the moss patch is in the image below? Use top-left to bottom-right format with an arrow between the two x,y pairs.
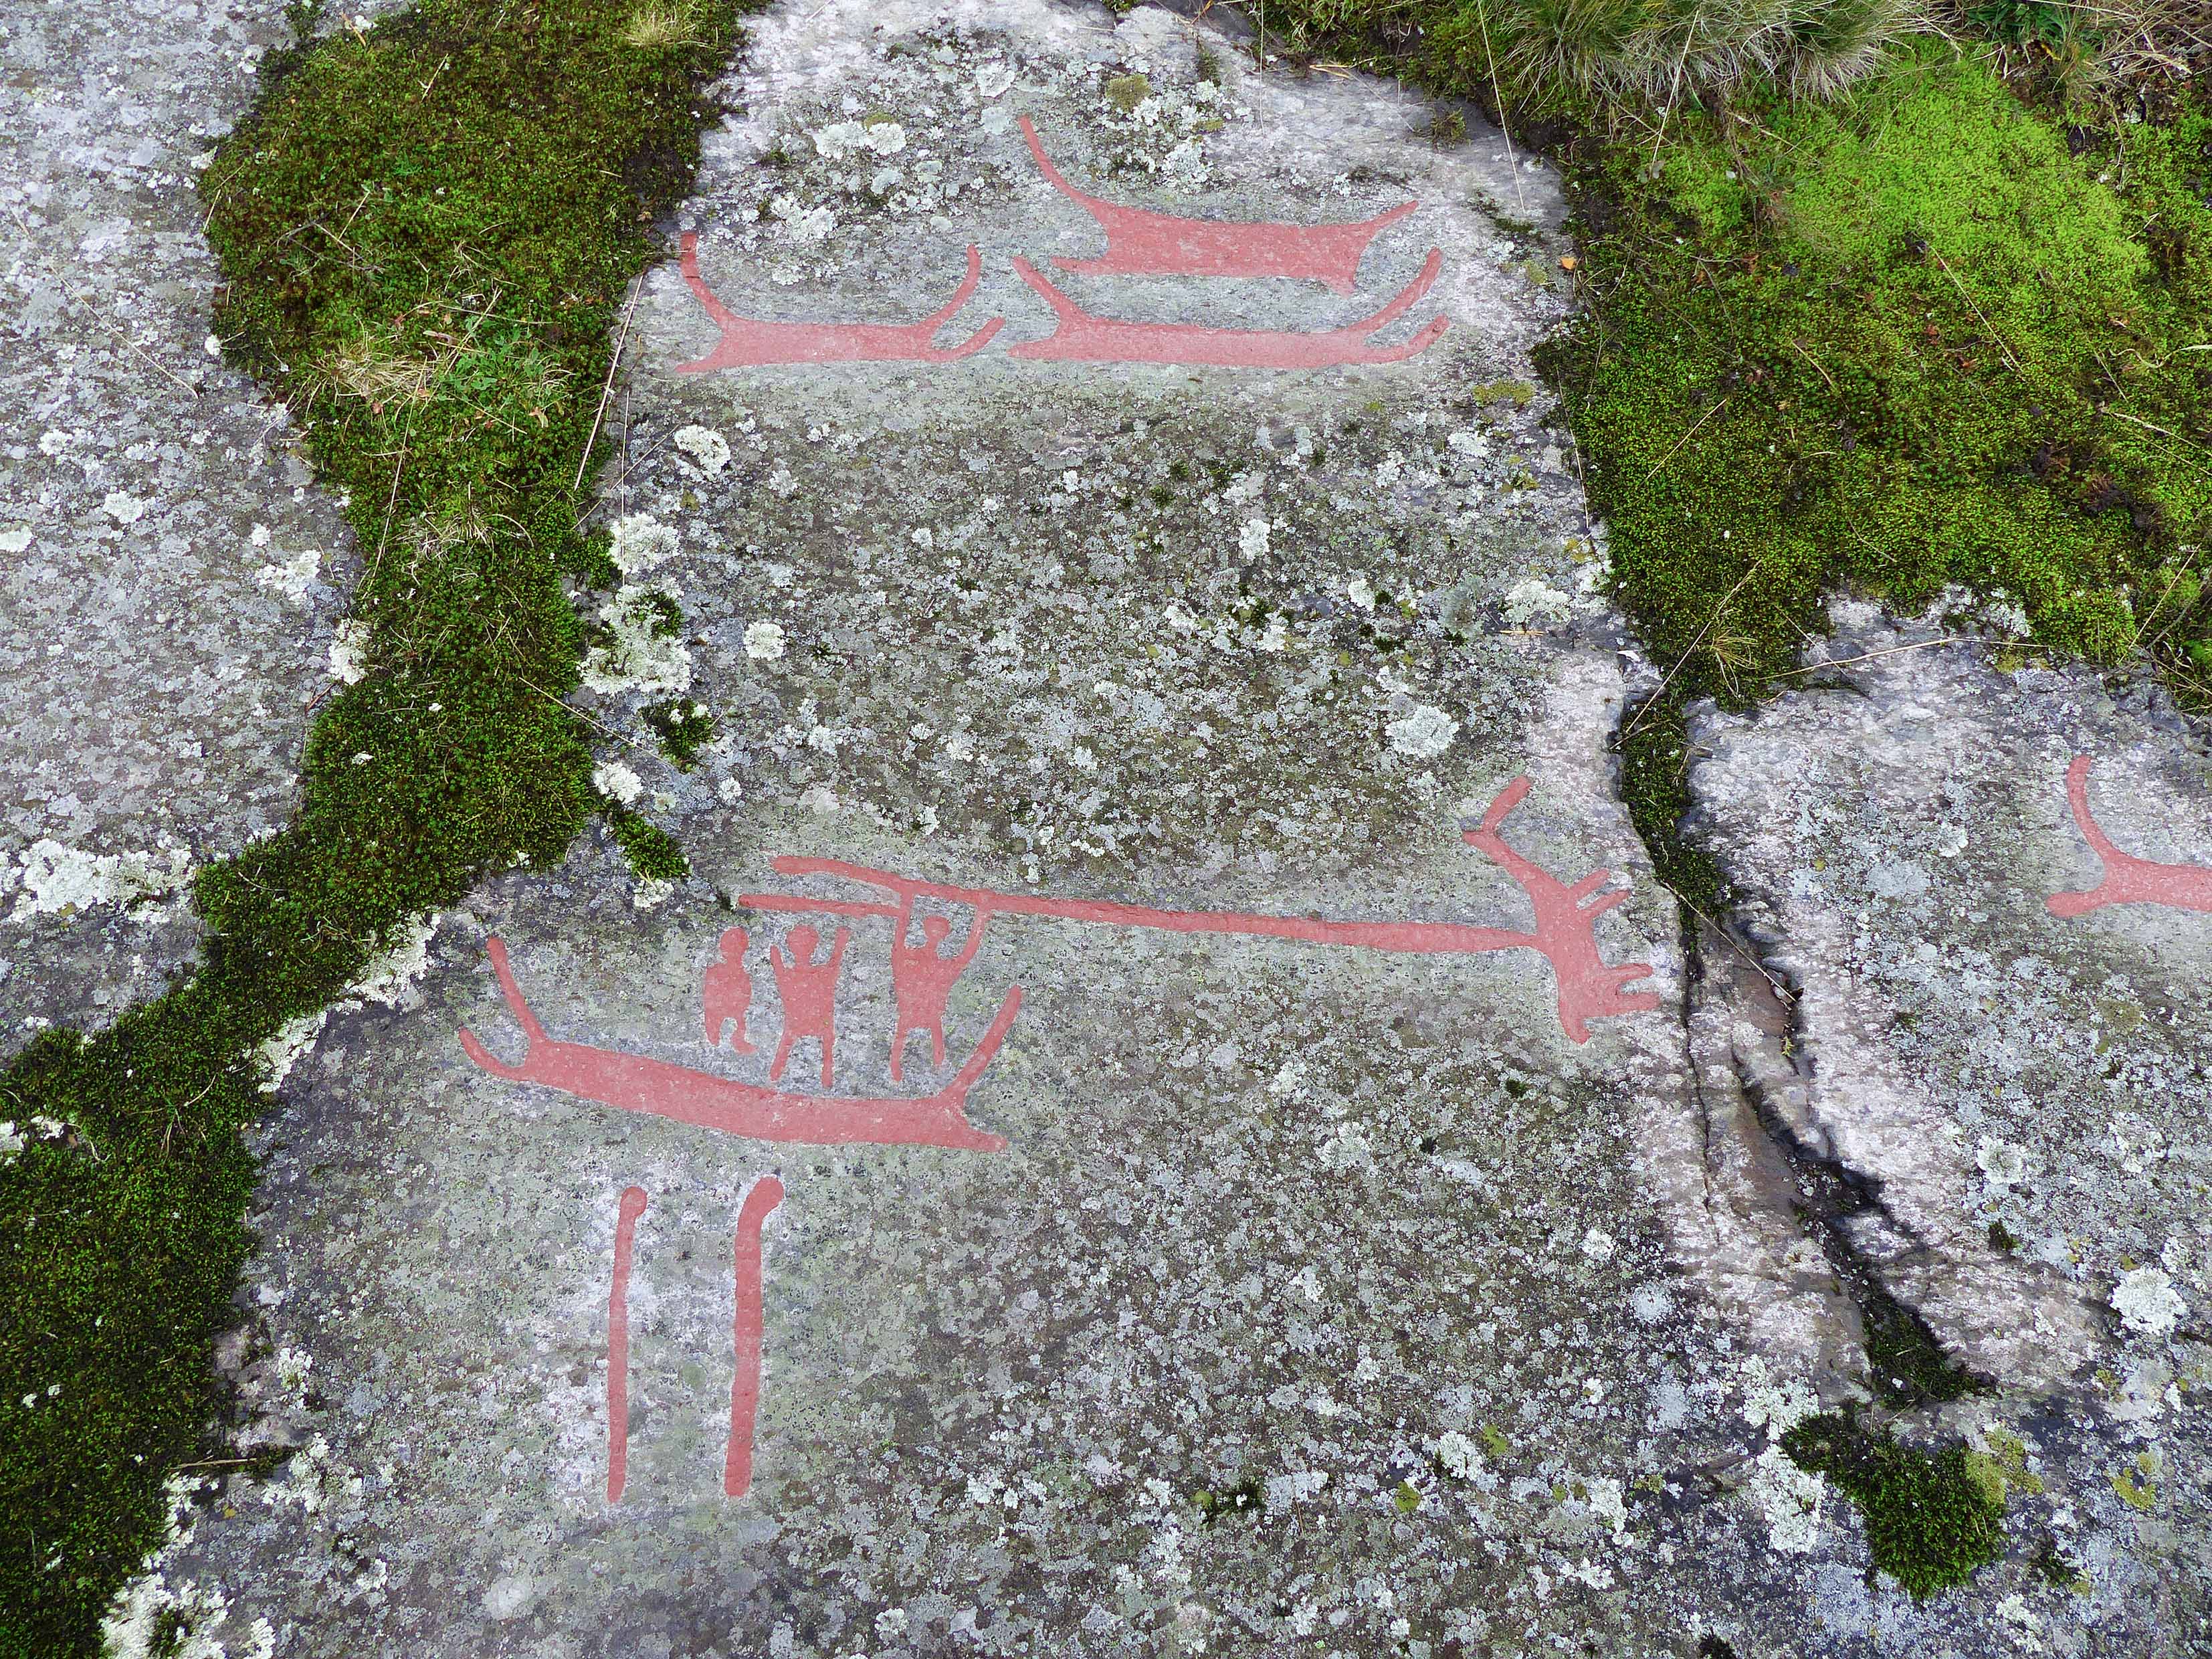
0,1 -> 745,1650
1783,1413 -> 2007,1595
1546,45 -> 2212,710
1266,10 -> 2212,713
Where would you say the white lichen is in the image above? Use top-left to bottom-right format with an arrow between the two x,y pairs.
1585,1476 -> 1629,1543
744,619 -> 787,662
98,1474 -> 277,1659
1976,1135 -> 2028,1189
253,547 -> 322,604
2112,1266 -> 2185,1341
1502,577 -> 1572,630
327,618 -> 371,684
672,424 -> 730,475
1435,1430 -> 1486,1482
1385,704 -> 1459,761
255,1009 -> 328,1088
1264,1470 -> 1329,1512
608,512 -> 680,577
583,585 -> 692,696
9,839 -> 192,921
274,1345 -> 312,1392
1739,1356 -> 1819,1440
1744,1444 -> 1826,1554
592,760 -> 644,807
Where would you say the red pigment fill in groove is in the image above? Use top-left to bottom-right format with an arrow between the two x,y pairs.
606,1185 -> 649,1503
1018,114 -> 1417,292
724,1176 -> 786,1498
675,233 -> 1001,370
2048,753 -> 2212,917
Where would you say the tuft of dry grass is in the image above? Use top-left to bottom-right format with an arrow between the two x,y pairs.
620,0 -> 704,50
320,332 -> 442,412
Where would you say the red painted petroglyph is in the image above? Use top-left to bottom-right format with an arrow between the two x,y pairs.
702,924 -> 757,1053
1018,114 -> 1417,292
606,1185 -> 648,1504
724,1175 -> 785,1499
490,781 -> 1651,1506
457,937 -> 1016,1151
890,906 -> 991,1083
740,777 -> 1655,1044
674,233 -> 1003,370
2048,754 -> 2212,918
767,924 -> 849,1088
1006,252 -> 1449,369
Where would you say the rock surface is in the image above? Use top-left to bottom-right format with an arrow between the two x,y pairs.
0,0 -> 361,1054
1687,597 -> 2211,1638
45,3 -> 2211,1656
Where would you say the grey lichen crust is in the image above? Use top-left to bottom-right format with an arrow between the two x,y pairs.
0,1 -> 359,1052
114,4 -> 2204,1657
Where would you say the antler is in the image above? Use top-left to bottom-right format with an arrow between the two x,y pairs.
1464,779 -> 1660,1044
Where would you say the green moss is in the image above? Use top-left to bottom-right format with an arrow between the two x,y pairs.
1613,695 -> 1724,914
642,697 -> 716,769
1104,72 -> 1151,114
1544,47 -> 2211,706
0,2 -> 746,1651
1192,1472 -> 1266,1524
1861,1281 -> 1988,1408
2110,1449 -> 2160,1511
1782,1413 -> 2007,1595
608,804 -> 694,882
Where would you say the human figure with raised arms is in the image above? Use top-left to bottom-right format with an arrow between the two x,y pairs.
768,923 -> 850,1088
889,902 -> 990,1082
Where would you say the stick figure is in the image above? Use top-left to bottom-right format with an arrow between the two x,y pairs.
702,926 -> 757,1053
889,903 -> 989,1082
769,923 -> 849,1088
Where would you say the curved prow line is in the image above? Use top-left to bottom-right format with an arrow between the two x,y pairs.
457,935 -> 548,1079
1019,114 -> 1114,217
2064,754 -> 2128,864
2047,755 -> 2122,917
922,246 -> 1005,359
678,231 -> 745,336
1352,248 -> 1445,334
1010,256 -> 1089,324
1359,314 -> 1451,363
942,986 -> 1025,1108
485,936 -> 550,1042
1478,775 -> 1532,832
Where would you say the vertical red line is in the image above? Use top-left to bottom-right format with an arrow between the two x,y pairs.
724,1175 -> 786,1498
607,1185 -> 649,1504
